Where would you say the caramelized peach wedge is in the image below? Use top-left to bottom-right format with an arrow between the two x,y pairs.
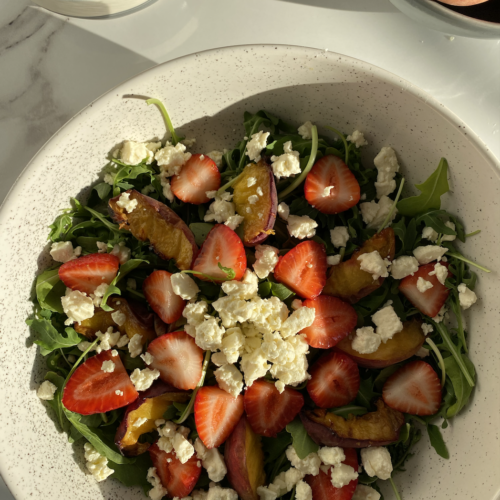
109,190 -> 198,270
232,161 -> 277,246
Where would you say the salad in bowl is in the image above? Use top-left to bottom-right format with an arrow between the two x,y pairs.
30,99 -> 485,500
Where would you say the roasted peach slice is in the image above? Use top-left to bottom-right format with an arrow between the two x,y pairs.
232,161 -> 277,246
335,320 -> 425,369
225,416 -> 266,500
74,297 -> 156,343
301,399 -> 405,448
115,381 -> 189,456
109,190 -> 198,270
323,228 -> 395,303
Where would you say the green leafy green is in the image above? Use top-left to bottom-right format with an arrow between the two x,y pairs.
35,268 -> 65,313
189,223 -> 214,246
397,158 -> 449,216
108,453 -> 152,491
146,98 -> 181,144
27,318 -> 82,355
427,424 -> 449,459
286,418 -> 319,459
443,354 -> 476,418
44,371 -> 69,432
94,182 -> 112,200
218,262 -> 236,280
271,283 -> 295,301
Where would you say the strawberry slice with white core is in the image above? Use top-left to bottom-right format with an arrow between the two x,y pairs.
149,443 -> 201,498
62,350 -> 138,415
307,351 -> 360,408
194,385 -> 244,448
170,154 -> 221,205
304,155 -> 360,214
148,331 -> 204,390
273,240 -> 327,299
399,261 -> 451,317
58,253 -> 120,295
143,270 -> 186,324
383,360 -> 442,416
192,224 -> 247,282
301,295 -> 358,349
243,379 -> 304,437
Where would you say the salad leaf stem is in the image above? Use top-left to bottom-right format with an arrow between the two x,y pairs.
278,125 -> 318,200
446,251 -> 491,273
434,322 -> 474,387
64,338 -> 99,384
426,337 -> 446,387
217,172 -> 244,196
146,98 -> 180,145
377,177 -> 405,232
465,229 -> 481,238
174,350 -> 211,424
324,125 -> 349,164
389,477 -> 402,500
449,291 -> 467,353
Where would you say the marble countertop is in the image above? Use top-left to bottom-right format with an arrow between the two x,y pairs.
0,0 -> 498,497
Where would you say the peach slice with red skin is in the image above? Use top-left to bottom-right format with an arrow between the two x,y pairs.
109,189 -> 198,270
232,161 -> 277,246
323,227 -> 395,304
115,380 -> 189,456
335,319 -> 426,369
225,416 -> 266,500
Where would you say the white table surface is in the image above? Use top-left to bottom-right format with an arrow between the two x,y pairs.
0,0 -> 499,498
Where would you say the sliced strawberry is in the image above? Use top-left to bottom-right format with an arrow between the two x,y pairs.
194,385 -> 244,449
273,240 -> 327,299
243,379 -> 304,437
304,155 -> 360,214
301,295 -> 358,349
306,448 -> 358,500
398,261 -> 451,317
192,224 -> 246,282
62,350 -> 138,415
382,360 -> 442,416
307,351 -> 360,408
148,331 -> 203,390
143,270 -> 186,324
58,253 -> 119,295
171,154 -> 221,205
149,443 -> 201,498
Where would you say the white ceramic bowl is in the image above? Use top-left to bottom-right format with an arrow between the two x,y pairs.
0,45 -> 499,500
391,0 -> 500,38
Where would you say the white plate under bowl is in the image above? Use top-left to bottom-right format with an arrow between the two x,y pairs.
0,45 -> 499,500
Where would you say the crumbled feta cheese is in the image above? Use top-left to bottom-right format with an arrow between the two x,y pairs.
277,202 -> 290,221
141,184 -> 155,195
116,192 -> 138,213
357,251 -> 390,280
95,327 -> 121,353
422,226 -> 439,242
271,141 -> 301,179
296,480 -> 313,500
141,352 -> 154,365
281,307 -> 315,338
204,192 -> 235,224
429,262 -> 448,285
147,467 -> 168,500
417,277 -> 433,293
327,255 -> 341,266
115,390 -> 124,396
257,486 -> 278,500
84,442 -> 113,482
120,140 -> 160,165
89,283 -> 109,307
347,130 -> 368,148
192,491 -> 208,500
275,380 -> 286,393
130,368 -> 160,392
286,446 -> 321,475
441,221 -> 457,242
61,288 -> 94,326
111,310 -> 126,327
183,301 -> 208,327
360,195 -> 397,229
194,438 -> 227,482
172,432 -> 195,464
101,360 -> 115,373
287,215 -> 318,239
131,417 -> 149,429
269,335 -> 310,387
225,214 -> 244,231
330,226 -> 350,248
291,299 -> 303,310
413,245 -> 448,265
457,283 -> 477,309
322,186 -> 334,197
128,334 -> 144,358
159,175 -> 174,202
257,186 -> 264,196
240,348 -> 271,387
298,121 -> 314,140
352,484 -> 381,500
253,245 -> 280,279
222,270 -> 259,300
247,176 -> 257,187
104,172 -> 116,185
206,482 -> 238,500
171,273 -> 200,300
206,150 -> 223,167
155,141 -> 191,176
318,447 -> 346,466
352,327 -> 381,354
373,147 -> 399,198
415,346 -> 430,358
215,364 -> 244,397
110,242 -> 131,264
182,137 -> 197,148
96,241 -> 108,253
390,255 -> 419,279
421,323 -> 433,335
211,352 -> 228,367
372,305 -> 403,342
117,334 -> 129,348
360,447 -> 393,480
195,317 -> 225,351
127,278 -> 137,290
248,194 -> 259,205
50,241 -> 81,263
432,304 -> 448,323
330,463 -> 358,488
246,131 -> 270,162
220,327 -> 245,363
37,380 -> 57,400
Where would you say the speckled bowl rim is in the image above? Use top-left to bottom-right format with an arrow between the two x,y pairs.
1,44 -> 499,500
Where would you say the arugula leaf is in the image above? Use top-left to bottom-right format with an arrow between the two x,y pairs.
163,404 -> 178,421
258,281 -> 272,298
355,377 -> 379,410
108,453 -> 152,492
397,158 -> 449,216
44,371 -> 69,432
271,283 -> 295,301
286,418 -> 319,459
427,424 -> 449,459
48,210 -> 73,242
189,223 -> 214,246
217,262 -> 236,280
85,206 -> 122,234
35,268 -> 65,313
27,318 -> 82,355
443,354 -> 476,418
262,431 -> 293,464
94,182 -> 111,200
